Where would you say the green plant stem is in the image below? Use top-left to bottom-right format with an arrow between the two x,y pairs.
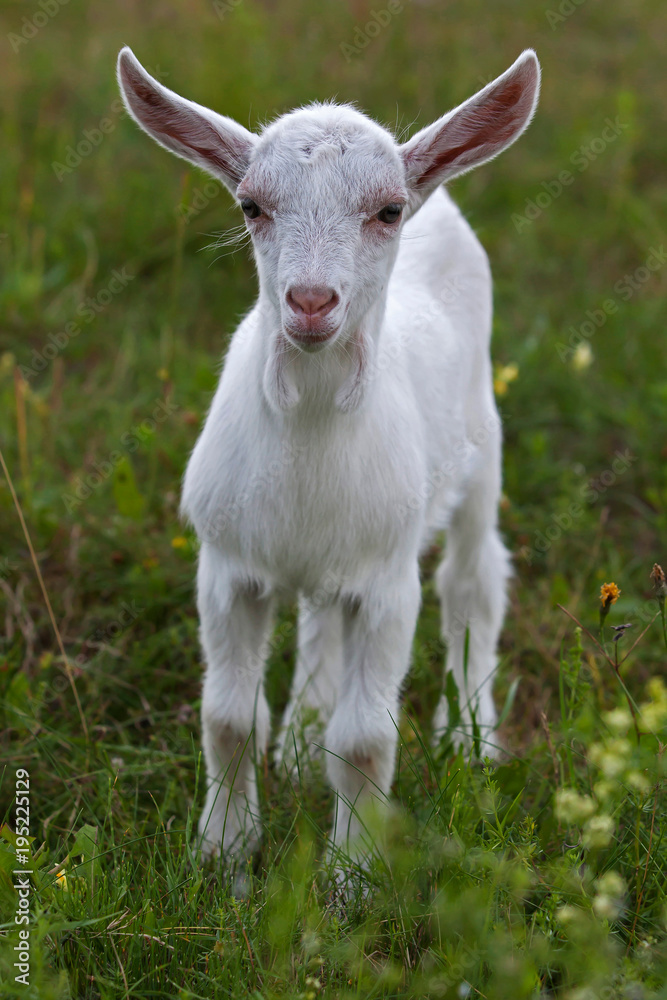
558,604 -> 642,745
658,598 -> 667,653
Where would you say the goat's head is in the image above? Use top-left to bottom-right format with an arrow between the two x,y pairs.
118,48 -> 539,355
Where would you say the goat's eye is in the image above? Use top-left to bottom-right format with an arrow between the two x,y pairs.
241,197 -> 262,219
377,203 -> 402,224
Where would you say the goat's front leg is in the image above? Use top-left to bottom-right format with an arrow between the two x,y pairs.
324,565 -> 421,868
196,544 -> 274,864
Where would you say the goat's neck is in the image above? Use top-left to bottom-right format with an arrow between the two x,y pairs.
259,291 -> 388,418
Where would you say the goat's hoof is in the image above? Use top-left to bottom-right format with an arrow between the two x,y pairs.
196,839 -> 254,897
324,862 -> 374,913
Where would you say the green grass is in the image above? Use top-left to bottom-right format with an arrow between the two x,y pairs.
1,0 -> 667,995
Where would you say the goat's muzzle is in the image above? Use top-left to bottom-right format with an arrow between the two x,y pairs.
284,285 -> 341,348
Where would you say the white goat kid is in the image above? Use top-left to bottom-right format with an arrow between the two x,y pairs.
117,48 -> 540,867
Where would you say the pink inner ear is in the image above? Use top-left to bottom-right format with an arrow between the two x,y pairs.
120,58 -> 249,184
409,67 -> 536,188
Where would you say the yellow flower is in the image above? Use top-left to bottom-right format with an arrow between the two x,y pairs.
157,367 -> 170,381
600,582 -> 620,609
493,362 -> 519,397
0,352 -> 16,376
39,651 -> 54,670
54,869 -> 68,890
171,536 -> 188,550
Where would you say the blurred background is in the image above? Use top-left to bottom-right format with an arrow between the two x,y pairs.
1,0 -> 666,756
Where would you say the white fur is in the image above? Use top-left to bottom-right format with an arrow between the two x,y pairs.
117,47 -> 540,865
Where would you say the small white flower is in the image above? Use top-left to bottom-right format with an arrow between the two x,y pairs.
590,738 -> 632,780
596,871 -> 625,897
598,753 -> 626,779
604,707 -> 632,735
583,814 -> 614,849
555,904 -> 581,925
555,789 -> 596,825
593,779 -> 615,802
626,770 -> 650,794
593,871 -> 626,920
571,341 -> 593,372
593,892 -> 622,920
639,703 -> 667,733
640,679 -> 667,732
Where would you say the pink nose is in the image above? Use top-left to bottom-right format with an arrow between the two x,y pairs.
286,286 -> 339,319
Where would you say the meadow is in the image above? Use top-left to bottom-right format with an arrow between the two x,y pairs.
1,0 -> 667,995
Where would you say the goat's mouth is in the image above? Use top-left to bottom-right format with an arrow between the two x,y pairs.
283,326 -> 340,352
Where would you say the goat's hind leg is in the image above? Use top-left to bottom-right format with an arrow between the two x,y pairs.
324,565 -> 421,872
197,544 -> 274,865
433,442 -> 511,756
275,599 -> 343,776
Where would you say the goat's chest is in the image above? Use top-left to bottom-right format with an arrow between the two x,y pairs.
185,401 -> 426,590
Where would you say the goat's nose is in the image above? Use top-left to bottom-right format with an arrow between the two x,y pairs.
286,285 -> 339,318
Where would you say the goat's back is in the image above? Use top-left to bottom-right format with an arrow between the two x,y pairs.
387,187 -> 498,541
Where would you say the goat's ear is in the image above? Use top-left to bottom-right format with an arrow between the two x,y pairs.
117,47 -> 256,193
400,50 -> 540,211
